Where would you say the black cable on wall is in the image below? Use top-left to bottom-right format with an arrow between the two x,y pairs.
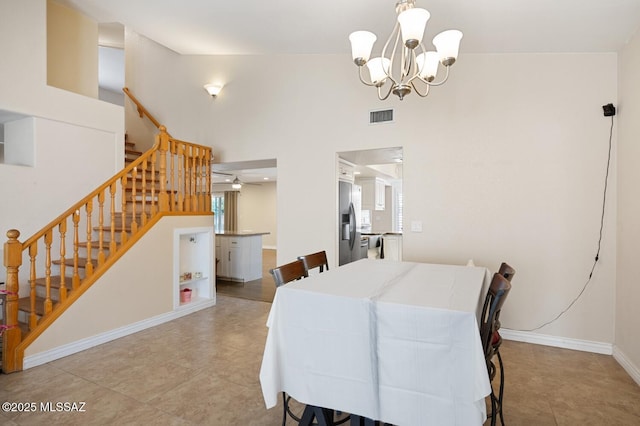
516,108 -> 614,332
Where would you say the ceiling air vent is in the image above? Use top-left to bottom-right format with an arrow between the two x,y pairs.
370,109 -> 394,124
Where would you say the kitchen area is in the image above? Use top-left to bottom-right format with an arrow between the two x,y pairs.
338,147 -> 403,265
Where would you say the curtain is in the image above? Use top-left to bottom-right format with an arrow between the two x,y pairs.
224,191 -> 238,231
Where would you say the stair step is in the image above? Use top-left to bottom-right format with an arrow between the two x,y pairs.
130,175 -> 161,183
18,296 -> 47,316
52,258 -> 87,268
93,226 -> 133,233
34,276 -> 73,289
125,141 -> 136,148
125,149 -> 143,156
77,241 -> 112,250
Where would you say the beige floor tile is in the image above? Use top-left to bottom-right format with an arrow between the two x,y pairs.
3,294 -> 640,426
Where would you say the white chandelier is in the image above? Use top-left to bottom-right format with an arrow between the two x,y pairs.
348,0 -> 463,101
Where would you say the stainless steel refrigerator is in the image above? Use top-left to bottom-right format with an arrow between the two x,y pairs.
339,180 -> 362,266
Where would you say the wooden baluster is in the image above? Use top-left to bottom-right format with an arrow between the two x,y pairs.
131,167 -> 139,234
169,139 -> 175,211
206,149 -> 212,211
158,126 -> 170,212
109,183 -> 117,254
191,146 -> 197,211
187,146 -> 196,212
200,148 -> 207,211
193,147 -> 202,212
97,190 -> 106,266
85,201 -> 94,277
198,148 -> 205,212
150,150 -> 157,215
141,157 -> 148,225
177,143 -> 185,212
2,229 -> 23,373
44,229 -> 53,314
28,242 -> 37,330
183,145 -> 190,212
72,210 -> 80,290
121,175 -> 128,245
182,144 -> 188,212
58,219 -> 68,301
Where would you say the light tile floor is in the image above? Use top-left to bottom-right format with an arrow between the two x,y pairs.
1,295 -> 639,425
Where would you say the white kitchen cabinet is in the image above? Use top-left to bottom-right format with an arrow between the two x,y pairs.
174,227 -> 215,309
358,177 -> 386,211
338,158 -> 356,183
216,232 -> 266,282
382,234 -> 403,261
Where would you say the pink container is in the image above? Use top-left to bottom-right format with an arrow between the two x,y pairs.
180,288 -> 192,303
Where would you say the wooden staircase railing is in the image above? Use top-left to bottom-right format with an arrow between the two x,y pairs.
2,91 -> 212,373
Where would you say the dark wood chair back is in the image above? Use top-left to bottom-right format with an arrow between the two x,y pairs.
498,262 -> 516,282
269,259 -> 308,288
298,251 -> 329,274
479,273 -> 512,371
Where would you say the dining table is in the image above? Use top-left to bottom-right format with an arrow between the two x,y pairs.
259,258 -> 492,425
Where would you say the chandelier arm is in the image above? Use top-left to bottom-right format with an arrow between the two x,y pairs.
411,80 -> 431,97
357,66 -> 378,87
380,21 -> 399,65
382,25 -> 401,86
422,65 -> 452,87
377,83 -> 395,101
402,47 -> 416,82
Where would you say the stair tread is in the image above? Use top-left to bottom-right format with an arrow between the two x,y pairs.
52,258 -> 88,268
33,276 -> 73,288
77,241 -> 112,249
18,296 -> 47,316
125,149 -> 143,155
93,226 -> 133,233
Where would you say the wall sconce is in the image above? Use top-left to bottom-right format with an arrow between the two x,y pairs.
204,83 -> 223,97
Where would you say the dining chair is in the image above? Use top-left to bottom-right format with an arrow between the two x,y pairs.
298,250 -> 329,274
492,262 -> 516,390
493,262 -> 516,333
498,262 -> 516,282
269,259 -> 349,426
479,272 -> 512,426
269,259 -> 308,288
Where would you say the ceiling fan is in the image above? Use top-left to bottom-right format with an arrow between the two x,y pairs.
211,171 -> 260,188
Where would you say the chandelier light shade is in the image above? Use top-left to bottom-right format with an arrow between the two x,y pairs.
348,0 -> 463,100
349,31 -> 377,65
397,8 -> 430,48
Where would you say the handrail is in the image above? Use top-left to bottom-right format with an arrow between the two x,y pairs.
2,125 -> 213,373
123,87 -> 162,130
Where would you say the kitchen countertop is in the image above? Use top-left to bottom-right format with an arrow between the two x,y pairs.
216,231 -> 270,237
361,232 -> 403,236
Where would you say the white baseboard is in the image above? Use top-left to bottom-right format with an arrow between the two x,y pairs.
613,346 -> 640,386
500,328 -> 613,355
23,299 -> 216,370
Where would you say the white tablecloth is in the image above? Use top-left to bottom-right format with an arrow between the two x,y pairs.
259,259 -> 492,426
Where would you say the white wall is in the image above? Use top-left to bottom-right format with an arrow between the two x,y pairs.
237,181 -> 277,248
617,29 -> 640,376
0,0 -> 124,261
125,34 -> 618,346
25,215 -> 214,359
47,0 -> 98,98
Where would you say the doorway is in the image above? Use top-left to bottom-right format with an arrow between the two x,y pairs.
337,147 -> 403,262
211,158 -> 277,302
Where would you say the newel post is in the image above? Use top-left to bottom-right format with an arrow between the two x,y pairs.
158,125 -> 170,212
3,229 -> 23,373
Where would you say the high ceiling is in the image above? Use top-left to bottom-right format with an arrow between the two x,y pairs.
56,0 -> 640,182
61,0 -> 640,55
